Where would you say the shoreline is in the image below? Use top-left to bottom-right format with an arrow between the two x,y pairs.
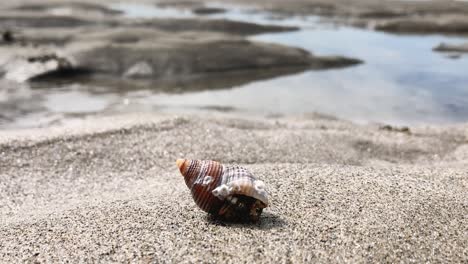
1,0 -> 468,129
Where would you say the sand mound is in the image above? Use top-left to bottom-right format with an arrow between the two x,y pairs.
0,114 -> 466,262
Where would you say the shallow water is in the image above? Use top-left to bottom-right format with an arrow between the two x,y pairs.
112,3 -> 468,124
2,3 -> 468,128
249,28 -> 468,124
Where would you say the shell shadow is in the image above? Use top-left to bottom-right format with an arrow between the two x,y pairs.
206,212 -> 287,230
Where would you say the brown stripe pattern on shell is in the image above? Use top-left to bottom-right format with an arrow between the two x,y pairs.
176,159 -> 269,218
177,159 -> 225,214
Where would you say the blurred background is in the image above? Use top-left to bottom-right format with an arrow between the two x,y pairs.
1,0 -> 468,129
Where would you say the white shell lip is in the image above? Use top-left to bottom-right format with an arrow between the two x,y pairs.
212,179 -> 269,207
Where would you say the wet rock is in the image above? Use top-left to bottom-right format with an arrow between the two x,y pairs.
358,10 -> 405,19
12,2 -> 122,16
124,61 -> 154,78
132,18 -> 298,35
2,30 -> 14,43
375,17 -> 468,34
73,65 -> 310,93
72,37 -> 360,80
2,53 -> 76,83
9,28 -> 82,46
15,27 -> 358,91
434,42 -> 468,53
156,1 -> 203,9
0,15 -> 93,28
199,105 -> 237,112
0,15 -> 296,48
379,124 -> 411,134
73,40 -> 303,77
192,7 -> 227,15
309,56 -> 362,69
207,0 -> 468,35
0,4 -> 362,91
0,14 -> 296,35
26,54 -> 69,64
262,1 -> 337,16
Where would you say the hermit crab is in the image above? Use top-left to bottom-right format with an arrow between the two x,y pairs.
176,159 -> 269,222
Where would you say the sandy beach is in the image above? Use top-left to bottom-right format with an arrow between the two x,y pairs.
0,114 -> 467,262
1,0 -> 468,262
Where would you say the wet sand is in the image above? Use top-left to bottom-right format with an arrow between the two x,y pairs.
0,114 -> 467,262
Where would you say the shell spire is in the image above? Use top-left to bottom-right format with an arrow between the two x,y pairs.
176,159 -> 189,177
176,159 -> 269,222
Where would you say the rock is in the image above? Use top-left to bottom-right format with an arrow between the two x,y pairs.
74,65 -> 310,93
0,15 -> 93,28
31,27 -> 360,91
0,15 -> 296,35
124,61 -> 154,78
358,10 -> 405,19
375,17 -> 468,34
3,53 -> 75,82
200,0 -> 468,35
156,1 -> 203,9
0,20 -> 361,87
72,37 -> 361,79
433,42 -> 468,53
309,55 -> 363,69
379,124 -> 411,134
131,18 -> 298,35
12,2 -> 122,16
192,7 -> 227,15
2,30 -> 14,43
0,4 -> 298,35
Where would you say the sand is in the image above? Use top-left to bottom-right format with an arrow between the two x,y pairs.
0,0 -> 467,262
0,114 -> 467,262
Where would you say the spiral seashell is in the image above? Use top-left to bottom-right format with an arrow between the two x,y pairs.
176,159 -> 269,222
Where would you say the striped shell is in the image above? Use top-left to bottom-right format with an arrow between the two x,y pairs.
176,159 -> 269,221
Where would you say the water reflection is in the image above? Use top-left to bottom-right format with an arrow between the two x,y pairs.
133,68 -> 452,124
245,27 -> 468,124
